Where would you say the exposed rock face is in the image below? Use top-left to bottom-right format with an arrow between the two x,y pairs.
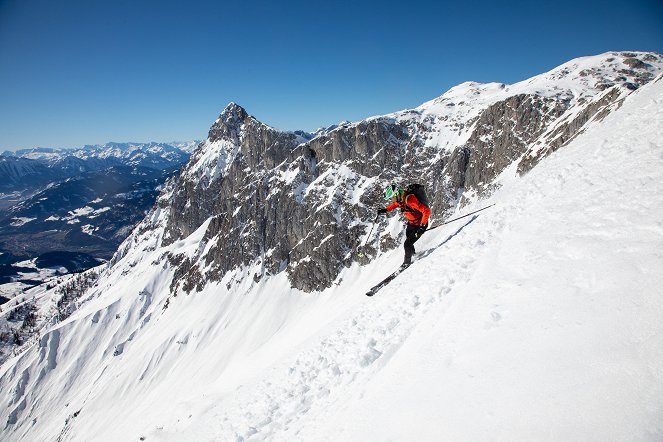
125,51 -> 662,293
163,104 -> 305,245
463,94 -> 569,192
517,87 -> 626,174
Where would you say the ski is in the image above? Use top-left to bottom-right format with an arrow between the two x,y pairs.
365,263 -> 410,296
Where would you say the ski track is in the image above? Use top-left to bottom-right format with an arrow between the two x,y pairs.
190,157 -> 587,441
183,206 -> 504,441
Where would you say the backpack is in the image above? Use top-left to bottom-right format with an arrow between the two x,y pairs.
404,183 -> 429,208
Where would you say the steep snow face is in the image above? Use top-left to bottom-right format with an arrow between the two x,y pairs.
0,56 -> 662,442
141,73 -> 662,441
180,103 -> 246,187
180,138 -> 240,189
291,72 -> 663,442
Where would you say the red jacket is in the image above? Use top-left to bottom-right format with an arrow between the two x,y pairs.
386,193 -> 431,226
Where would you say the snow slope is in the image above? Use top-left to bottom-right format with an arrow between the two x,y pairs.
149,74 -> 663,441
1,73 -> 662,442
288,75 -> 663,442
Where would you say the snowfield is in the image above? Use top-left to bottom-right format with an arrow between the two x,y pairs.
1,76 -> 663,441
154,74 -> 663,442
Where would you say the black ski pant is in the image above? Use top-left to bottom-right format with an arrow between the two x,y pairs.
403,224 -> 421,265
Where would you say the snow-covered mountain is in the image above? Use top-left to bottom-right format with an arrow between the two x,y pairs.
0,142 -> 197,302
155,51 -> 662,293
1,142 -> 197,189
1,52 -> 662,441
0,141 -> 197,207
6,142 -> 196,164
0,157 -> 58,202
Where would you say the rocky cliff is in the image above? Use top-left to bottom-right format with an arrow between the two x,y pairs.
116,51 -> 662,293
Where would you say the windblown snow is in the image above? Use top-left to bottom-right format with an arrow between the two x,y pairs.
1,65 -> 662,441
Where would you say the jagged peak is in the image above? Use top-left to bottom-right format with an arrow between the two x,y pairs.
211,102 -> 249,130
205,103 -> 251,145
220,102 -> 248,118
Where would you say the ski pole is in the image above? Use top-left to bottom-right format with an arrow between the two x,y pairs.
427,204 -> 495,231
358,215 -> 379,256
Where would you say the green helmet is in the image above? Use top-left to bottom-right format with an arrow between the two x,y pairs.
384,183 -> 402,201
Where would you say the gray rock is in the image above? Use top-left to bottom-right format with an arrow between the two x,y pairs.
125,52 -> 663,294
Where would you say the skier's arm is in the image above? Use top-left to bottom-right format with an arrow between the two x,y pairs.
385,202 -> 400,212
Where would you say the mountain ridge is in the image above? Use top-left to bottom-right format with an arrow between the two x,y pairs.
0,51 -> 662,441
0,142 -> 198,299
144,50 -> 662,293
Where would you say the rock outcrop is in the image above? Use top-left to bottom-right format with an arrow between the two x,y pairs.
122,51 -> 663,293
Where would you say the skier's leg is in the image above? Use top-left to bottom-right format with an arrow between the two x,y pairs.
403,225 -> 417,264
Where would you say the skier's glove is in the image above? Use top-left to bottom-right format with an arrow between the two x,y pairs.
415,224 -> 428,238
377,208 -> 388,215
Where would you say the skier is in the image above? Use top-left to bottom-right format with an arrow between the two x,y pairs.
377,183 -> 431,266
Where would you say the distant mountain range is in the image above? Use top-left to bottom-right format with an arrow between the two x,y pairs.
0,51 -> 661,441
0,142 -> 199,287
0,142 -> 198,196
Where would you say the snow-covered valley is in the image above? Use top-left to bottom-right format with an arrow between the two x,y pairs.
0,54 -> 662,441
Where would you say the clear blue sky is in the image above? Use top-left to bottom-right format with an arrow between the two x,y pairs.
1,0 -> 661,150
